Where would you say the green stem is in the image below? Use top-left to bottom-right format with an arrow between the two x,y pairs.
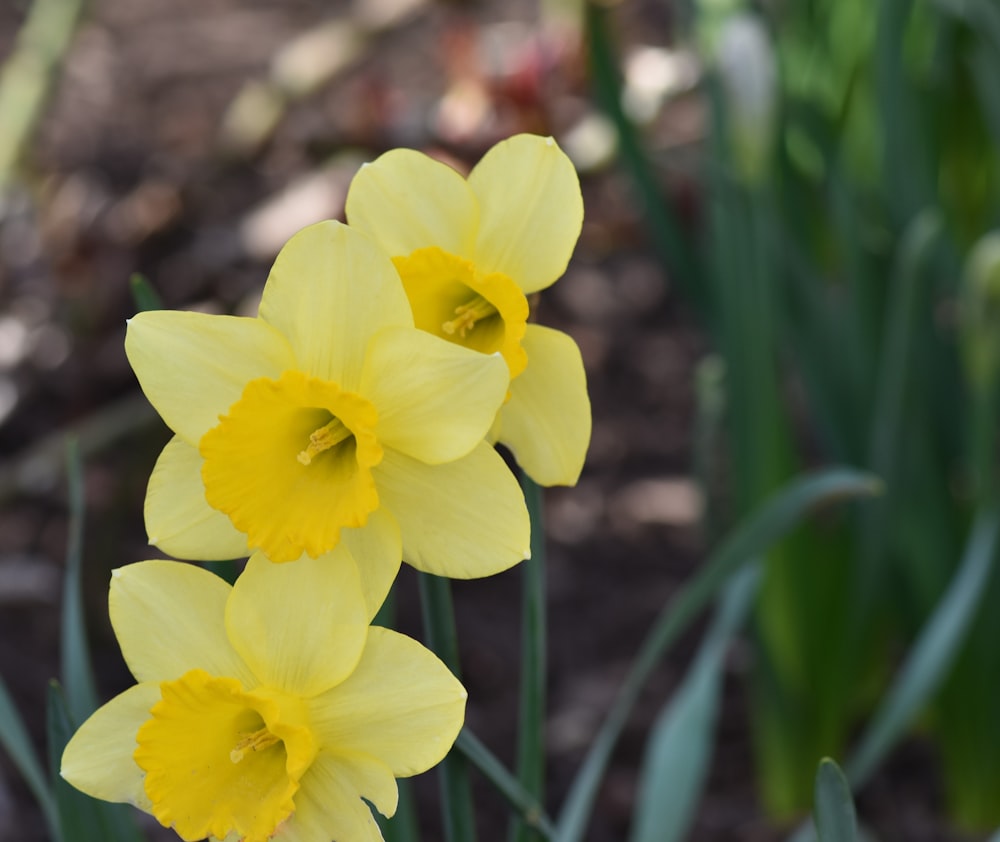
510,475 -> 547,842
418,573 -> 477,842
458,729 -> 555,839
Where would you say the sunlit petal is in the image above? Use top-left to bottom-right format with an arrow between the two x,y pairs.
340,509 -> 402,622
60,683 -> 158,810
373,444 -> 529,577
346,149 -> 479,259
258,221 -> 412,389
309,628 -> 466,777
144,436 -> 250,561
109,561 -> 254,686
469,134 -> 583,295
225,551 -> 369,697
361,326 -> 508,464
125,311 -> 295,445
497,324 -> 591,486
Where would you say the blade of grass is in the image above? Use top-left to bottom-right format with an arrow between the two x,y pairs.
630,566 -> 759,842
814,759 -> 858,842
61,437 -> 98,726
457,729 -> 555,839
554,468 -> 880,842
418,573 -> 477,842
0,673 -> 58,837
510,473 -> 547,842
846,502 -> 1000,788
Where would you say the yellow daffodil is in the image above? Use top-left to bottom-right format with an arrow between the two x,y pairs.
126,220 -> 529,585
345,133 -> 591,487
61,557 -> 466,842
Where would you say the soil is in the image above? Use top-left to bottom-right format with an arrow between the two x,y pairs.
0,1 -> 986,841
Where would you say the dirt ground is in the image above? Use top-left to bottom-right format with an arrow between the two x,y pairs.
0,1 -> 984,840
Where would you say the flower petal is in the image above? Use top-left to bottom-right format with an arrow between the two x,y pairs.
340,509 -> 402,622
258,221 -> 413,389
277,752 -> 388,842
60,682 -> 159,810
345,149 -> 479,259
308,627 -> 466,777
361,326 -> 508,464
469,134 -> 583,295
110,561 -> 253,685
225,550 -> 369,697
372,444 -> 529,577
125,311 -> 295,445
145,436 -> 250,561
496,324 -> 591,486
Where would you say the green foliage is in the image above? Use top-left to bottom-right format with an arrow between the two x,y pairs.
813,759 -> 858,842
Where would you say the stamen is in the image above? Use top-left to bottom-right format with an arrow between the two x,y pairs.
442,296 -> 498,338
297,417 -> 351,466
229,727 -> 281,764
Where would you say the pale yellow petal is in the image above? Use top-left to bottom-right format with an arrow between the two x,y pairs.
340,509 -> 402,622
60,682 -> 159,811
109,561 -> 254,686
345,149 -> 479,259
469,134 -> 583,295
497,324 -> 591,486
308,628 -> 466,777
144,436 -> 250,561
225,551 -> 369,697
277,752 -> 387,842
258,221 -> 413,389
125,311 -> 295,445
361,326 -> 508,464
372,443 -> 529,577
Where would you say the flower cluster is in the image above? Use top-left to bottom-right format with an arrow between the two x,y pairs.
61,134 -> 590,842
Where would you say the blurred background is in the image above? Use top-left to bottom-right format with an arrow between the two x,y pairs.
1,0 -> 999,840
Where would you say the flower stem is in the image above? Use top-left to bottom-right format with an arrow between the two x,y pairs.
510,473 -> 547,842
418,573 -> 478,842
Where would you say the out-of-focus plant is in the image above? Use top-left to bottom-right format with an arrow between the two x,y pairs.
589,0 -> 1000,826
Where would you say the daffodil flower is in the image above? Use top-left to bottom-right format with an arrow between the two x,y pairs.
61,557 -> 465,842
345,133 -> 592,487
126,220 -> 529,586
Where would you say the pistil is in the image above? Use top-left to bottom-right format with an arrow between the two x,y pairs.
230,727 -> 281,764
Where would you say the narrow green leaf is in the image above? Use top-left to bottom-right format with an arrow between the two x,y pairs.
61,437 -> 98,726
555,468 -> 880,842
847,503 -> 1000,788
418,573 -> 477,842
630,566 -> 759,842
47,681 -> 143,842
0,672 -> 59,837
814,759 -> 858,842
457,729 -> 555,839
129,273 -> 163,312
379,778 -> 420,842
510,474 -> 547,842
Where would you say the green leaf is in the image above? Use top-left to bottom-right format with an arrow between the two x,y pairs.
847,503 -> 1000,787
630,566 -> 759,842
813,759 -> 858,842
0,672 -> 59,837
47,681 -> 144,842
61,437 -> 98,728
554,468 -> 880,842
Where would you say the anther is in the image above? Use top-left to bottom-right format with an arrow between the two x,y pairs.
442,296 -> 497,338
230,728 -> 280,764
297,417 -> 352,466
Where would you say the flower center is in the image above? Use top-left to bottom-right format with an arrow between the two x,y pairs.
393,246 -> 529,380
134,669 -> 317,842
297,416 -> 352,466
199,369 -> 383,563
